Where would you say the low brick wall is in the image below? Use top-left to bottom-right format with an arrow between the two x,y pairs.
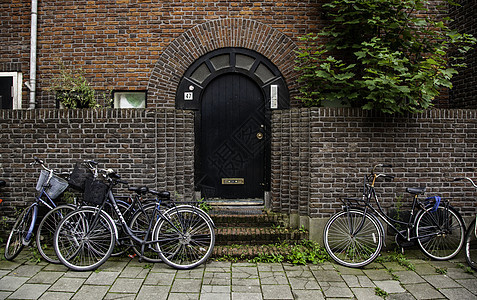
0,108 -> 195,219
271,108 -> 477,221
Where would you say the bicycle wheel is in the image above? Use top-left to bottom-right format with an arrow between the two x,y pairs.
415,205 -> 465,260
5,205 -> 37,261
153,206 -> 215,269
36,205 -> 75,263
465,219 -> 477,270
129,203 -> 163,263
104,200 -> 132,257
323,209 -> 383,268
54,208 -> 116,271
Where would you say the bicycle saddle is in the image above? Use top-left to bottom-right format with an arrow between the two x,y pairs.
406,187 -> 426,195
128,186 -> 149,195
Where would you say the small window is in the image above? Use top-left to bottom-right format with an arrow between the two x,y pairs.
113,91 -> 146,108
0,72 -> 22,109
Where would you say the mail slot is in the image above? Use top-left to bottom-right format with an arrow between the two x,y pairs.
222,178 -> 244,185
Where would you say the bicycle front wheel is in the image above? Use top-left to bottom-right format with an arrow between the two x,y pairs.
36,205 -> 75,263
465,219 -> 477,270
54,208 -> 116,271
153,206 -> 215,269
129,204 -> 163,263
5,205 -> 37,261
415,205 -> 465,260
323,209 -> 383,268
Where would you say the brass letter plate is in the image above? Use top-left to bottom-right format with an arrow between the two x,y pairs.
221,178 -> 244,185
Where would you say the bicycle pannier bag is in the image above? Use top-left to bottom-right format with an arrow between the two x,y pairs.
69,163 -> 94,191
83,178 -> 109,205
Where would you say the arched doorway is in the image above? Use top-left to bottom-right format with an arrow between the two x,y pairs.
176,48 -> 289,203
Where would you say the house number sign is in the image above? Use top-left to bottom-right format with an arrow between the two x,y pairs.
270,85 -> 278,109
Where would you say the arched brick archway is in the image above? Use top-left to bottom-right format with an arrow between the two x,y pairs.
147,18 -> 298,108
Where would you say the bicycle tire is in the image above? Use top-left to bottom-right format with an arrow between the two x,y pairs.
129,203 -> 163,262
465,219 -> 477,270
36,204 -> 76,263
5,205 -> 37,261
415,205 -> 465,260
153,206 -> 215,269
323,209 -> 383,268
54,207 -> 116,271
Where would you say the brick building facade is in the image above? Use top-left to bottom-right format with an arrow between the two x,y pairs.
1,1 -> 476,238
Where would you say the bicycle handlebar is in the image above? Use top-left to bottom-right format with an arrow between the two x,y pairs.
454,177 -> 477,188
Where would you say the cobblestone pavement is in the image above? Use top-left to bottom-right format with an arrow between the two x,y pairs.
0,249 -> 476,299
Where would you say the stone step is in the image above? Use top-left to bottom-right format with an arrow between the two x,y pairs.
211,213 -> 289,228
215,226 -> 307,246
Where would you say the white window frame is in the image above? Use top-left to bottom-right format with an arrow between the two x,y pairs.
113,91 -> 147,108
0,72 -> 22,109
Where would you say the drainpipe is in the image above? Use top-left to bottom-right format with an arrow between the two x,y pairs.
28,0 -> 38,109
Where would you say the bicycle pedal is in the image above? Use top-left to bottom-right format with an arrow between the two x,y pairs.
128,253 -> 137,259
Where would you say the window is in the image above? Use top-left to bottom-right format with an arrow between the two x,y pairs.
0,72 -> 22,109
113,91 -> 146,108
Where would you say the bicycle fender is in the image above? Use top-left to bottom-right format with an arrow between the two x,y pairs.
23,204 -> 38,245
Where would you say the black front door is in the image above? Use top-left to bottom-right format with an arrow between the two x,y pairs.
0,77 -> 13,109
199,73 -> 266,200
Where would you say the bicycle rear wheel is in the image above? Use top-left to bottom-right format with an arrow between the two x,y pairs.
5,205 -> 37,261
129,204 -> 163,263
415,205 -> 465,260
36,205 -> 75,263
465,219 -> 477,270
323,209 -> 383,268
54,208 -> 116,271
153,206 -> 215,269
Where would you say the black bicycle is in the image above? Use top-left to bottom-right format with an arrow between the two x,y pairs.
323,164 -> 466,268
53,168 -> 215,271
454,177 -> 477,270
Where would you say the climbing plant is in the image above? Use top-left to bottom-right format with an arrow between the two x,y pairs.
295,0 -> 475,115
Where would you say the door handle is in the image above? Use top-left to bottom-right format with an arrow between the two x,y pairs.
256,132 -> 264,140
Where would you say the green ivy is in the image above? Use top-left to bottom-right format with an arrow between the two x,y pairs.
295,0 -> 476,115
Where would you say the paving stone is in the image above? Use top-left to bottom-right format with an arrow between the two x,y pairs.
231,285 -> 261,293
374,280 -> 406,293
0,276 -> 29,291
335,264 -> 366,275
446,267 -> 477,280
320,281 -> 354,298
456,278 -> 477,294
63,270 -> 92,278
135,285 -> 170,300
351,287 -> 383,300
71,285 -> 110,300
98,260 -> 129,272
42,264 -> 69,272
38,291 -> 74,300
170,278 -> 202,293
200,292 -> 231,300
110,278 -> 144,294
0,261 -> 21,271
28,271 -> 64,284
119,266 -> 149,278
342,274 -> 375,288
422,274 -> 461,289
386,292 -> 416,300
258,263 -> 284,272
232,278 -> 260,286
104,293 -> 135,300
288,277 -> 320,290
283,269 -> 313,278
0,291 -> 12,300
414,263 -> 439,276
394,270 -> 426,284
175,268 -> 204,279
84,271 -> 120,285
9,265 -> 43,277
363,269 -> 393,281
8,283 -> 50,299
439,287 -> 477,300
202,285 -> 230,293
48,277 -> 86,293
143,272 -> 176,286
403,283 -> 445,299
232,266 -> 259,279
167,292 -> 199,300
291,289 -> 325,300
259,272 -> 288,285
231,292 -> 263,300
261,284 -> 293,300
0,270 -> 9,278
312,269 -> 342,282
203,272 -> 231,285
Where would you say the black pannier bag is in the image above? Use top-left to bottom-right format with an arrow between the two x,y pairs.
83,178 -> 109,205
69,163 -> 94,191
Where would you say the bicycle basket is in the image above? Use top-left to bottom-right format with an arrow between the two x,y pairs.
36,170 -> 69,199
83,178 -> 109,205
69,163 -> 94,191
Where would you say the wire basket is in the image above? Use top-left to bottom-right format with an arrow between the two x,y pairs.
36,170 -> 69,199
69,163 -> 94,191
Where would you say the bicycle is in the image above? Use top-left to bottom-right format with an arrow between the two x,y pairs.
4,157 -> 69,261
53,168 -> 215,271
323,164 -> 466,268
454,177 -> 477,270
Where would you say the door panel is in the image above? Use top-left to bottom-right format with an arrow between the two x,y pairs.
0,77 -> 13,109
200,73 -> 265,200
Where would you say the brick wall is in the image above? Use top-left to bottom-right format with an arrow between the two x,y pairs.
272,108 -> 477,219
0,108 -> 195,219
450,0 -> 477,108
